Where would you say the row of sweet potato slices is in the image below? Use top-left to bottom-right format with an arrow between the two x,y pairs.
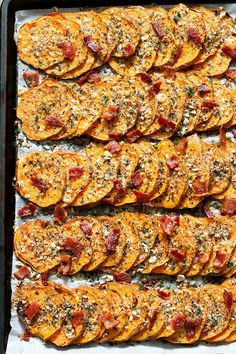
17,73 -> 236,142
17,5 -> 236,77
14,279 -> 236,345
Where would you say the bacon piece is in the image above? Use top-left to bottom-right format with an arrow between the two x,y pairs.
18,203 -> 36,217
221,198 -> 236,216
71,310 -> 87,328
172,314 -> 186,330
23,302 -> 40,321
163,66 -> 176,79
131,171 -> 143,187
184,318 -> 203,339
224,290 -> 233,312
80,221 -> 92,236
133,297 -> 138,306
45,116 -> 64,127
108,132 -> 121,141
201,100 -> 219,109
139,73 -> 152,84
99,312 -> 119,330
166,155 -> 179,169
213,251 -> 227,268
174,138 -> 188,154
76,70 -> 100,85
21,331 -> 30,342
54,204 -> 67,224
126,129 -> 143,143
203,204 -> 215,219
102,105 -> 119,121
58,42 -> 76,60
61,237 -> 84,257
152,22 -> 166,39
102,197 -> 115,205
226,69 -> 236,81
58,253 -> 72,275
133,190 -> 150,204
219,125 -> 227,145
84,35 -> 102,55
186,27 -> 202,44
69,166 -> 84,178
159,214 -> 179,235
157,289 -> 170,300
158,115 -> 176,130
149,82 -> 161,95
113,179 -> 124,195
148,309 -> 159,330
41,270 -> 49,286
192,180 -> 209,196
195,84 -> 211,94
106,140 -> 121,154
29,176 -> 47,192
170,249 -> 185,261
23,71 -> 39,88
14,266 -> 30,280
222,45 -> 236,58
197,252 -> 208,264
113,272 -> 132,283
123,44 -> 135,57
106,228 -> 120,253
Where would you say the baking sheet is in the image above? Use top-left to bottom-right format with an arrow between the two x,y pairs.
6,3 -> 236,353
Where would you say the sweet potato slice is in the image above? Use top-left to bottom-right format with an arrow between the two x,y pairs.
98,12 -> 119,60
16,151 -> 66,207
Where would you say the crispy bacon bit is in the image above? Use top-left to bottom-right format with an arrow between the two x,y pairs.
149,82 -> 161,95
158,115 -> 176,130
219,125 -> 227,145
14,266 -> 30,280
197,252 -> 208,264
108,132 -> 121,140
18,203 -> 36,217
29,176 -> 47,192
221,198 -> 236,216
133,190 -> 150,204
131,171 -> 143,187
157,289 -> 170,300
152,22 -> 166,39
172,315 -> 186,330
166,155 -> 179,170
80,221 -> 92,236
41,270 -> 49,286
226,69 -> 236,81
186,27 -> 202,44
159,214 -> 179,235
133,297 -> 138,306
174,138 -> 188,155
163,66 -> 176,79
45,116 -> 63,127
185,318 -> 203,339
222,45 -> 236,58
69,166 -> 84,178
99,312 -> 119,330
23,71 -> 39,88
58,253 -> 71,275
196,84 -> 211,94
76,70 -> 100,85
203,204 -> 215,219
102,197 -> 115,205
213,251 -> 227,268
71,310 -> 87,328
21,331 -> 30,342
102,105 -> 119,121
58,42 -> 76,60
224,290 -> 233,312
106,228 -> 120,253
106,140 -> 121,154
61,237 -> 84,257
170,249 -> 185,261
54,204 -> 67,224
113,179 -> 124,194
123,44 -> 135,57
84,35 -> 102,55
126,129 -> 143,143
139,73 -> 153,84
201,100 -> 219,109
148,309 -> 159,330
113,272 -> 132,283
23,302 -> 40,321
192,180 -> 209,197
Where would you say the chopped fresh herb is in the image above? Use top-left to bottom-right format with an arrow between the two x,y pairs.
227,261 -> 234,269
187,87 -> 195,97
174,13 -> 181,21
138,282 -> 144,290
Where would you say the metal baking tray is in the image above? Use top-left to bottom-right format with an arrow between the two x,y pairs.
0,0 -> 235,353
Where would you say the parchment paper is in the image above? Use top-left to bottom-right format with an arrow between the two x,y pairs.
6,3 -> 236,353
